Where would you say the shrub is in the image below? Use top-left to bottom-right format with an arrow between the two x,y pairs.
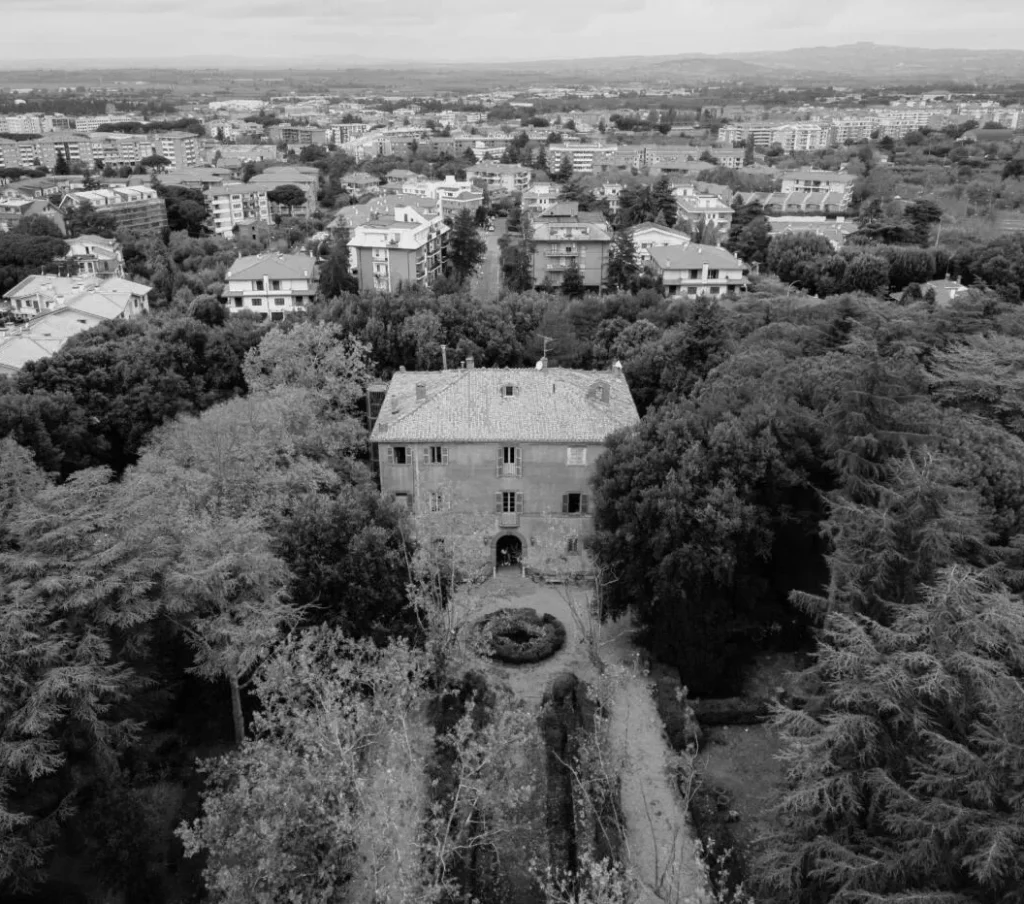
479,608 -> 566,664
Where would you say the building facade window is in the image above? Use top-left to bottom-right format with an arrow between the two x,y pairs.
427,491 -> 446,512
562,493 -> 590,515
497,446 -> 522,478
567,537 -> 579,553
422,445 -> 448,465
496,491 -> 522,513
387,445 -> 411,465
394,492 -> 410,508
567,446 -> 587,466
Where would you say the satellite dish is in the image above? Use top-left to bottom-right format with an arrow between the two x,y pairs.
535,360 -> 543,369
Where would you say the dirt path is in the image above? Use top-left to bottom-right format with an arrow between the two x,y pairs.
460,571 -> 706,902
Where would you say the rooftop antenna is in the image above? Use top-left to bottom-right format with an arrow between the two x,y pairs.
440,343 -> 448,371
541,334 -> 555,359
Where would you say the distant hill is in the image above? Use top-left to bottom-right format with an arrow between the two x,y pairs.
4,43 -> 1024,88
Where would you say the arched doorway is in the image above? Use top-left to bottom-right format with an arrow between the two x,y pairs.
496,534 -> 523,571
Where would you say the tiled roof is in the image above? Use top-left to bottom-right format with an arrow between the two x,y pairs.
370,366 -> 639,444
648,243 -> 745,271
226,253 -> 318,280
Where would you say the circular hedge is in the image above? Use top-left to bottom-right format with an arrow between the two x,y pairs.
478,607 -> 567,664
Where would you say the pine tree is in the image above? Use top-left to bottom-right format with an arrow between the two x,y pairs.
447,208 -> 486,283
651,175 -> 677,226
560,259 -> 585,298
761,566 -> 1024,904
607,230 -> 639,292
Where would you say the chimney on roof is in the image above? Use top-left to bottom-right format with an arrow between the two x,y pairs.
465,356 -> 474,369
415,382 -> 426,402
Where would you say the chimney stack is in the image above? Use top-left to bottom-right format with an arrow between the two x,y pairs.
466,356 -> 474,369
415,382 -> 426,401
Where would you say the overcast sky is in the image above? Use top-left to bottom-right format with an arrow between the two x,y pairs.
1,0 -> 1022,64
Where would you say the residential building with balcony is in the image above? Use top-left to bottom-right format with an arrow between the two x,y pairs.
521,182 -> 560,215
530,204 -> 613,290
672,190 -> 734,239
779,170 -> 857,197
2,273 -> 150,335
0,195 -> 66,235
62,235 -> 125,277
349,206 -> 450,293
466,162 -> 533,193
59,186 -> 168,236
247,166 -> 319,217
267,125 -> 330,148
624,222 -> 691,264
222,252 -> 319,320
546,143 -> 613,175
648,243 -> 748,297
207,182 -> 271,237
368,361 -> 640,574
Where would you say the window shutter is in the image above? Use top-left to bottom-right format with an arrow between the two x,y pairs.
515,447 -> 523,478
581,494 -> 590,515
495,492 -> 502,513
406,446 -> 413,464
386,446 -> 394,464
562,494 -> 569,514
441,446 -> 449,465
421,446 -> 430,465
496,446 -> 503,478
515,492 -> 523,514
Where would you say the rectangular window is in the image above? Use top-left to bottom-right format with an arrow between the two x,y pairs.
567,447 -> 587,466
428,491 -> 446,512
233,299 -> 243,307
421,445 -> 448,465
689,269 -> 700,279
251,298 -> 263,306
386,445 -> 411,465
274,298 -> 286,306
252,279 -> 263,290
497,446 -> 523,478
708,269 -> 719,279
270,280 -> 281,290
567,537 -> 579,553
495,491 -> 521,513
562,493 -> 590,515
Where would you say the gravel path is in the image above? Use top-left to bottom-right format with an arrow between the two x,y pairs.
461,571 -> 706,902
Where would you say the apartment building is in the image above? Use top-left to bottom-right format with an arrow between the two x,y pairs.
719,122 -> 829,151
246,166 -> 319,216
530,204 -> 613,290
648,244 -> 748,297
521,182 -> 560,215
368,362 -> 640,574
0,195 -> 66,235
59,186 -> 169,236
672,189 -> 734,239
779,170 -> 857,197
267,125 -> 330,148
206,182 -> 272,237
2,273 -> 150,321
625,222 -> 691,264
63,235 -> 126,277
399,175 -> 484,217
349,206 -> 450,292
222,252 -> 320,320
329,122 -> 369,144
466,162 -> 533,193
5,130 -> 201,170
546,144 -> 613,175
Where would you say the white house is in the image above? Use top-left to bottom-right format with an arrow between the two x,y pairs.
625,222 -> 691,264
222,252 -> 320,320
648,244 -> 748,297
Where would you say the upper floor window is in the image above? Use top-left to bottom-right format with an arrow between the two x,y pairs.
567,447 -> 587,466
251,279 -> 263,291
497,446 -> 522,478
562,493 -> 590,515
270,280 -> 281,290
501,384 -> 519,398
423,445 -> 449,465
387,445 -> 411,465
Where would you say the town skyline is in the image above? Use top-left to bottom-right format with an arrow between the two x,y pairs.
2,0 -> 1023,66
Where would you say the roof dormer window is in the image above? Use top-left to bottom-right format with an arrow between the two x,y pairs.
501,383 -> 519,398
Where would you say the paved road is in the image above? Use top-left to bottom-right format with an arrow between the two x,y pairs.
470,218 -> 505,302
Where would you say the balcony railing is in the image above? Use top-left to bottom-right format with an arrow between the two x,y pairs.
497,512 -> 519,528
